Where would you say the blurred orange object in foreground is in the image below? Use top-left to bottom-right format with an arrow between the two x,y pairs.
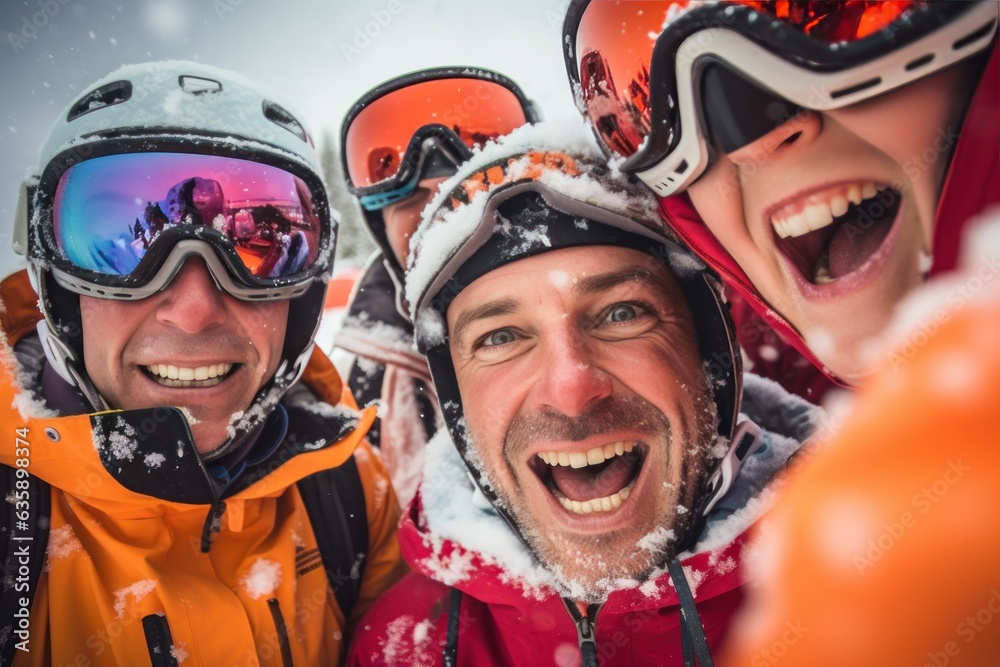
721,267 -> 1000,666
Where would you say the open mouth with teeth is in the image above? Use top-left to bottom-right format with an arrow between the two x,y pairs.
143,363 -> 236,388
771,182 -> 902,286
530,441 -> 646,516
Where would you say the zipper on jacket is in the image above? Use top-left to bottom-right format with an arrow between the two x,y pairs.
562,598 -> 602,667
142,613 -> 179,667
267,597 -> 294,667
200,499 -> 226,552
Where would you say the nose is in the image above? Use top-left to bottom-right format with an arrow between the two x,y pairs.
528,330 -> 613,418
725,108 -> 822,168
154,258 -> 227,333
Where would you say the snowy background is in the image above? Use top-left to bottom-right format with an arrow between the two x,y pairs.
0,0 -> 579,277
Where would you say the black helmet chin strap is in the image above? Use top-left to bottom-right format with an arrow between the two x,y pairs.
36,317 -> 109,413
32,268 -> 109,413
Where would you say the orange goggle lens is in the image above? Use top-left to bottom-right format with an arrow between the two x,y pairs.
344,78 -> 530,188
574,0 -> 918,159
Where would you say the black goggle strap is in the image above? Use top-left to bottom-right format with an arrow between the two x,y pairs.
353,125 -> 472,205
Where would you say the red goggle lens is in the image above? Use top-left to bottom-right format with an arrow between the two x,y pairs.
344,78 -> 530,188
574,0 -> 920,159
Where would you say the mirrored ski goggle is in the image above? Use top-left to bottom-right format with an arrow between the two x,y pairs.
39,152 -> 332,300
563,0 -> 998,197
342,73 -> 536,209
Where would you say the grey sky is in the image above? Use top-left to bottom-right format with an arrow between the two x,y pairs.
0,0 -> 578,276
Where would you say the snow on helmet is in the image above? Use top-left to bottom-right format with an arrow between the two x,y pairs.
340,66 -> 539,288
407,122 -> 750,548
11,60 -> 336,459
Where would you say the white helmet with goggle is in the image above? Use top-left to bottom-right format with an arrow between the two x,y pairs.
12,60 -> 336,459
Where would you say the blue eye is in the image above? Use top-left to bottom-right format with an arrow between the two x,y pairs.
484,330 -> 516,347
607,304 -> 639,323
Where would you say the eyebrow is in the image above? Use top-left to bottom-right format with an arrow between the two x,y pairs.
576,266 -> 671,299
451,298 -> 520,347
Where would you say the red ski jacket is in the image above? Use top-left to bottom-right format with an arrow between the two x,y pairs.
348,375 -> 824,666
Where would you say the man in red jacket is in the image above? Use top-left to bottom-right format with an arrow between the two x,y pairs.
348,131 -> 826,666
562,1 -> 999,389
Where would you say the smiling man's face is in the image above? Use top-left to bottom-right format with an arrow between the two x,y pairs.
80,258 -> 288,455
447,245 -> 718,591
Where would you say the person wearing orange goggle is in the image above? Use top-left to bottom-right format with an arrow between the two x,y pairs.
335,67 -> 539,505
563,4 -> 1000,665
563,0 -> 998,388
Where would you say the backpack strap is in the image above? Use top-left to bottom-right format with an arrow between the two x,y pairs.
0,465 -> 50,666
297,455 -> 369,621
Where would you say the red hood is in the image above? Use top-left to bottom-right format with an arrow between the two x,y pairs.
396,488 -> 749,615
658,38 -> 1000,385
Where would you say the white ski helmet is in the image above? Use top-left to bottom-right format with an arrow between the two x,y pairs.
12,60 -> 336,459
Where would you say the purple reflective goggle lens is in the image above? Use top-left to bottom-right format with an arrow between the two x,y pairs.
52,152 -> 326,285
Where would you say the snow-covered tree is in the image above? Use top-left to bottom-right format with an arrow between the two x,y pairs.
318,129 -> 374,267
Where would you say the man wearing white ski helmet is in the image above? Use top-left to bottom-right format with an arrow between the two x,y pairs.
0,61 -> 405,666
348,125 -> 826,667
335,66 -> 539,506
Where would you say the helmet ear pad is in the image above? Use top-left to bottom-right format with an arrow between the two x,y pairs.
359,206 -> 405,279
284,279 -> 328,368
40,271 -> 84,363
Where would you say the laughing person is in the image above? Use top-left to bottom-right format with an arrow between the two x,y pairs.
347,137 -> 825,666
563,1 -> 999,386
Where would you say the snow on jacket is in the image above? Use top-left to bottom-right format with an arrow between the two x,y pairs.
333,252 -> 442,507
347,374 -> 825,667
658,39 -> 1000,395
0,269 -> 409,667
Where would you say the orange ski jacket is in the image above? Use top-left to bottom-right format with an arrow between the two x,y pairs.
0,270 -> 408,666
